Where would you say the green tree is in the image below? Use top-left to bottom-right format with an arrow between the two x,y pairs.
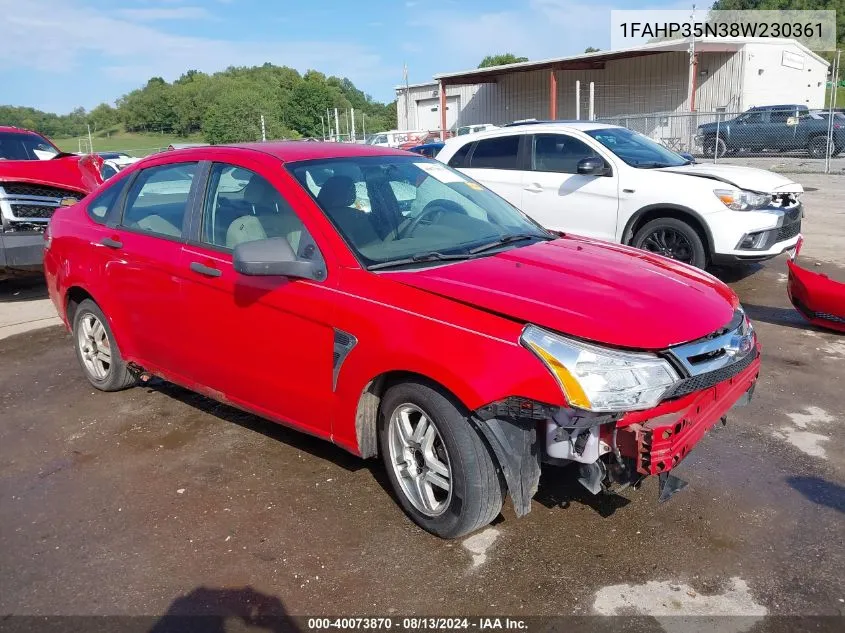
478,53 -> 529,68
584,46 -> 601,53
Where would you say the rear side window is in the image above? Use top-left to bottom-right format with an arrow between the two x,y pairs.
87,176 -> 129,223
468,136 -> 520,170
447,142 -> 472,168
121,162 -> 197,238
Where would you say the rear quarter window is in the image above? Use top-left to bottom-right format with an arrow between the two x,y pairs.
447,142 -> 473,168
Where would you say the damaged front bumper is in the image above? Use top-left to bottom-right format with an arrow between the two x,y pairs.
474,343 -> 761,516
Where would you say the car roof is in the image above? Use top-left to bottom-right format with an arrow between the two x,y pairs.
207,141 -> 410,162
444,121 -> 619,145
0,126 -> 43,134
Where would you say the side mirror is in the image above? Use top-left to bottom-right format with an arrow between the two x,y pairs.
577,157 -> 609,176
233,237 -> 324,280
679,152 -> 696,163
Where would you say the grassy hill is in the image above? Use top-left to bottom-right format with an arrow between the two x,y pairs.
53,130 -> 200,156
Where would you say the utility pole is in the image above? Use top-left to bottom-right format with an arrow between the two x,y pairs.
86,124 -> 94,154
688,4 -> 698,111
260,114 -> 266,142
403,63 -> 410,131
334,108 -> 340,142
320,115 -> 325,140
575,81 -> 581,120
825,49 -> 841,174
350,107 -> 356,141
589,82 -> 595,120
363,113 -> 367,140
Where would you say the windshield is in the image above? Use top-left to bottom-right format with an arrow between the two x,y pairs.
585,127 -> 688,168
0,131 -> 60,160
287,155 -> 551,268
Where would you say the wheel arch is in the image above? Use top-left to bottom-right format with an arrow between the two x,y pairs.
65,285 -> 97,325
622,204 -> 714,258
353,370 -> 469,460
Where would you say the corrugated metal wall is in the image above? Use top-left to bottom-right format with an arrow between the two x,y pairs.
397,50 -> 748,132
396,84 -> 480,131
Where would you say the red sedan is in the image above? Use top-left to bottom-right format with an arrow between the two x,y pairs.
44,142 -> 760,538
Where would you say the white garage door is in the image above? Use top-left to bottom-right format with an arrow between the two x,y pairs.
415,96 -> 459,131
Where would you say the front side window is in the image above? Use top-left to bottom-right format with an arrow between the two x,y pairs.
468,136 -> 521,170
739,111 -> 765,124
0,131 -> 60,160
288,155 -> 550,269
532,134 -> 601,174
121,162 -> 197,238
200,163 -> 324,267
586,127 -> 688,169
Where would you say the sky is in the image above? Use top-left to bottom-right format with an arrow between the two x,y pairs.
0,0 -> 691,114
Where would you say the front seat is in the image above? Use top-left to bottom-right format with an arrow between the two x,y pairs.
316,176 -> 379,248
226,175 -> 303,251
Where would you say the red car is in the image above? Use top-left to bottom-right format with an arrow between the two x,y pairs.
43,142 -> 760,538
1,126 -> 103,279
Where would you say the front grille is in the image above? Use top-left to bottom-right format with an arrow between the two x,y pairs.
9,203 -> 56,219
665,347 -> 758,399
776,220 -> 801,242
0,183 -> 82,199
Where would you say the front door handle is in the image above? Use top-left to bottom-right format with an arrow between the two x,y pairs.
101,237 -> 122,249
190,262 -> 222,278
523,184 -> 543,193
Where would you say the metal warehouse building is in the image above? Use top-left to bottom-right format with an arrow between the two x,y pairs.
396,37 -> 829,142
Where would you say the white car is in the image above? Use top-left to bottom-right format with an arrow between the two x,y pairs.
456,123 -> 499,136
436,122 -> 803,268
96,152 -> 139,170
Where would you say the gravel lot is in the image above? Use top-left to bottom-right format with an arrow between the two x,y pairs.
1,175 -> 843,627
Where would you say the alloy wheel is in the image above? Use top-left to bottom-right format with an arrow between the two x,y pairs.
387,403 -> 452,517
642,228 -> 694,264
77,313 -> 112,380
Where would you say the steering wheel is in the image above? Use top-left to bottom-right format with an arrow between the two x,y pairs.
398,199 -> 466,238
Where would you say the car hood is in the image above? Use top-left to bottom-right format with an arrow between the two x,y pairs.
388,237 -> 738,350
657,163 -> 803,194
0,154 -> 104,194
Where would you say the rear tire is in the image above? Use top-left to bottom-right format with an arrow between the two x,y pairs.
72,299 -> 137,392
807,136 -> 833,158
378,380 -> 503,539
632,217 -> 708,269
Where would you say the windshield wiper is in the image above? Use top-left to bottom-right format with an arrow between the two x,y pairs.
469,233 -> 549,255
367,251 -> 474,271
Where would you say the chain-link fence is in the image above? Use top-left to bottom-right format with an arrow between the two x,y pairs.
595,108 -> 845,174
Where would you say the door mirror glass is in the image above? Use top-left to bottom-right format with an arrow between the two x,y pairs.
576,157 -> 609,176
233,237 -> 324,280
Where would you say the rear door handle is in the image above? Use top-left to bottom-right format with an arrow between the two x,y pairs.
190,262 -> 222,278
101,237 -> 122,249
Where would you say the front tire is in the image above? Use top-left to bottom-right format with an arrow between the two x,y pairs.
633,217 -> 708,269
703,137 -> 726,158
379,380 -> 503,539
72,299 -> 137,391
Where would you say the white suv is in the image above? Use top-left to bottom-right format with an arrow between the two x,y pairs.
436,122 -> 803,268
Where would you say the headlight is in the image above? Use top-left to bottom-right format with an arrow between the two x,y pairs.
714,188 -> 770,211
521,325 -> 679,412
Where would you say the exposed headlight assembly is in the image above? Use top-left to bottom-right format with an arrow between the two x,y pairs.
714,188 -> 770,211
521,325 -> 679,412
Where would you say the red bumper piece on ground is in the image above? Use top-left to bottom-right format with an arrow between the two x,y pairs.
787,260 -> 845,334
